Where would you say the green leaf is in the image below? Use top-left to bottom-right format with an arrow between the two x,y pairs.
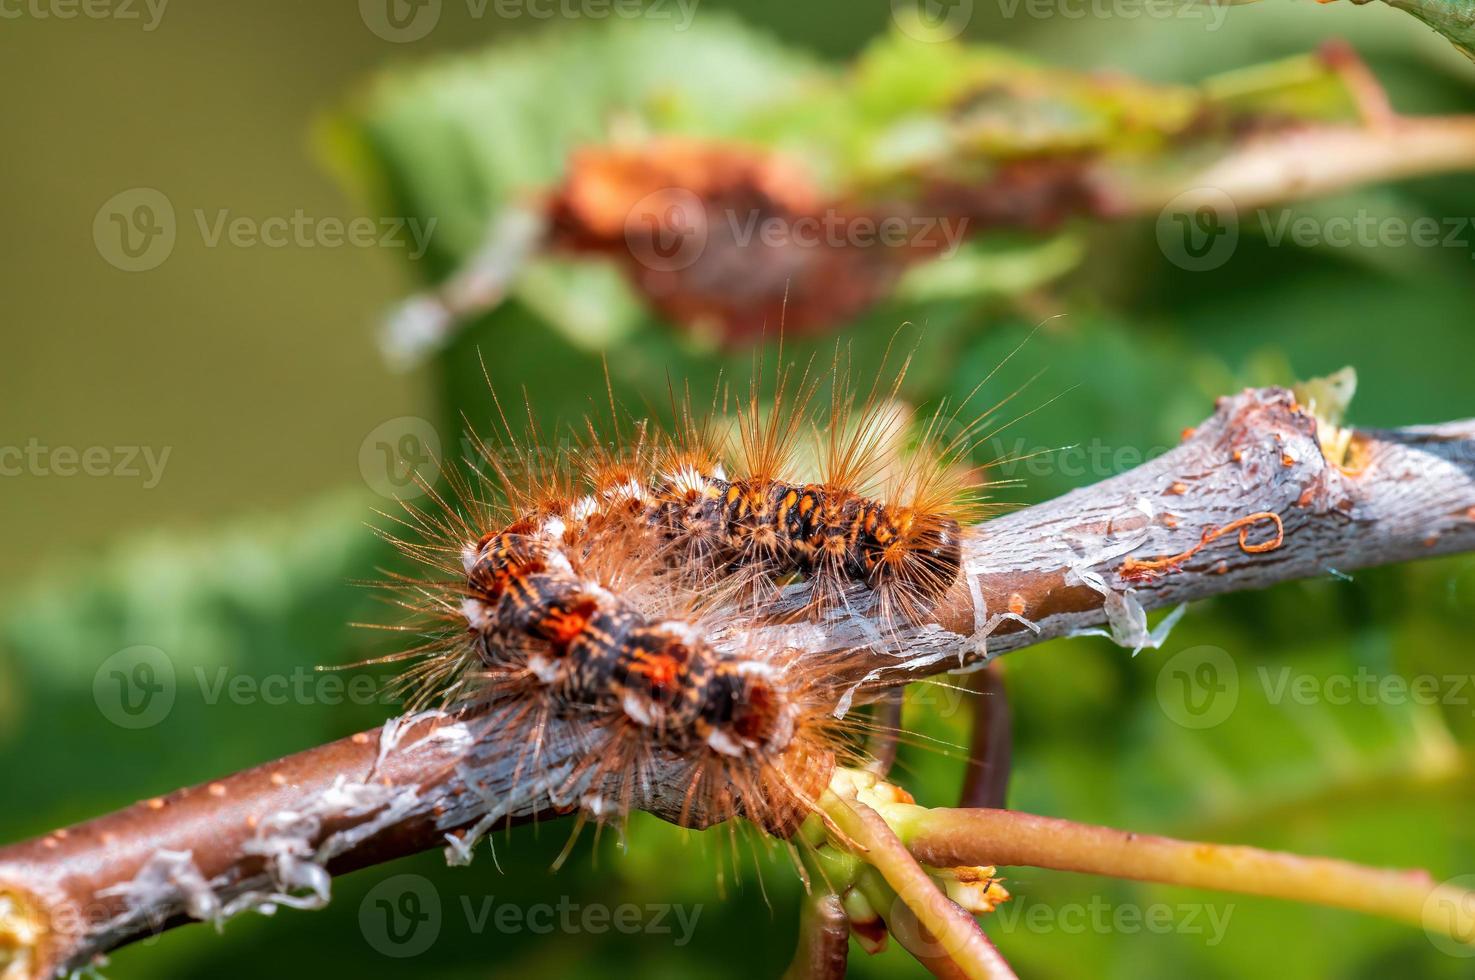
1380,0 -> 1475,62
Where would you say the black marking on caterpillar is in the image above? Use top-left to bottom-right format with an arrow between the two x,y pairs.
652,474 -> 964,622
461,517 -> 796,759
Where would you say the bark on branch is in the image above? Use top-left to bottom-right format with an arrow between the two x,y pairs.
3,385 -> 1472,977
931,385 -> 1475,667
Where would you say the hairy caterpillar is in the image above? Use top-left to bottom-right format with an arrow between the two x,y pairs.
376,349 -> 1017,837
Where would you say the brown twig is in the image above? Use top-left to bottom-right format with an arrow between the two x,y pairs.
958,664 -> 1012,810
2,386 -> 1473,976
781,890 -> 851,980
864,689 -> 905,779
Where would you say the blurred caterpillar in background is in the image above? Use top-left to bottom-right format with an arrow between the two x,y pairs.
373,345 -> 1023,837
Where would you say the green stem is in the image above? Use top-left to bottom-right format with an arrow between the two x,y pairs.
819,790 -> 1018,980
907,806 -> 1475,941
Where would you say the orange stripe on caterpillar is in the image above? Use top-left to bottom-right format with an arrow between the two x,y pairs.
461,523 -> 792,758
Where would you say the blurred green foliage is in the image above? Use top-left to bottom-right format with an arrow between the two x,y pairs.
3,5 -> 1475,979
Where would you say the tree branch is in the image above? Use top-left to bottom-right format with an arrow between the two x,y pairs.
3,384 -> 1473,977
0,709 -> 729,978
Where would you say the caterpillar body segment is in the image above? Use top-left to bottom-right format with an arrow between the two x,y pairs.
459,517 -> 796,759
644,474 -> 967,624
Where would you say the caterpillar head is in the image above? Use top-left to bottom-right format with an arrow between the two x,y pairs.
689,656 -> 840,837
700,661 -> 796,759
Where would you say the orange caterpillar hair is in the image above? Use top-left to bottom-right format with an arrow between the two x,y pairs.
373,348 -> 1012,835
